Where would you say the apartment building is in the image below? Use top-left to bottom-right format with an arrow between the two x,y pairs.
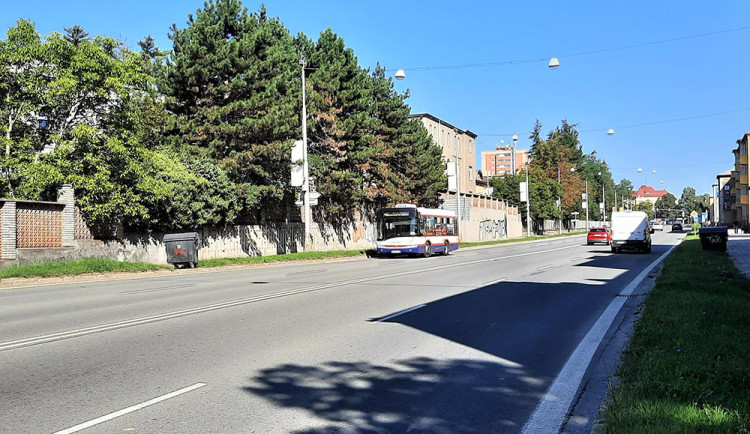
411,113 -> 478,194
481,146 -> 529,176
730,133 -> 749,226
713,170 -> 732,225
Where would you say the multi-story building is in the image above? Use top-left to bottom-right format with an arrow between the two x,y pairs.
731,133 -> 749,227
713,170 -> 732,225
481,146 -> 530,176
411,113 -> 478,194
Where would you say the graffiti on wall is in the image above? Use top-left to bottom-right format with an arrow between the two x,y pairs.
479,218 -> 507,240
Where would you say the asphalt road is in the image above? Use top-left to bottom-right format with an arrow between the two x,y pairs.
0,229 -> 685,433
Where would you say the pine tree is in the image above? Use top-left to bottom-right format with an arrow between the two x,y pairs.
305,29 -> 371,216
166,1 -> 300,216
64,25 -> 89,46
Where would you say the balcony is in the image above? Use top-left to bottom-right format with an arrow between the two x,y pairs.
742,195 -> 749,205
742,175 -> 749,185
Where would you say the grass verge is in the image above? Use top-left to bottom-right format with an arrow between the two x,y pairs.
600,235 -> 750,433
0,258 -> 170,280
198,249 -> 368,267
0,231 -> 582,281
459,230 -> 584,248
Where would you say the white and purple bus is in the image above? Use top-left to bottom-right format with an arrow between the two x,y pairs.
375,204 -> 459,257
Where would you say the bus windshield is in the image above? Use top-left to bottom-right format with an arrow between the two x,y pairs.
377,208 -> 417,240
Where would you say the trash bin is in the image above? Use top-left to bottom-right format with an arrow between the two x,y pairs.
698,226 -> 728,251
164,232 -> 200,268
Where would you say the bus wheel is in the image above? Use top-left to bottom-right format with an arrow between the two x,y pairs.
443,241 -> 450,255
423,242 -> 432,258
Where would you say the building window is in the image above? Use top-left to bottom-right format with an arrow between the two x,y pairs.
469,166 -> 473,180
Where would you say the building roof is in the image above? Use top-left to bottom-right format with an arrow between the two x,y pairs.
409,113 -> 478,139
632,185 -> 669,199
717,169 -> 732,179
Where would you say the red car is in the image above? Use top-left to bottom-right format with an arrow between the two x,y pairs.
587,227 -> 611,245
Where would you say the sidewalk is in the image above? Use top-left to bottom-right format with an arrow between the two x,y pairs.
726,232 -> 750,277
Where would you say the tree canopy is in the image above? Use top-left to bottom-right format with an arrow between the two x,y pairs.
0,1 -> 448,232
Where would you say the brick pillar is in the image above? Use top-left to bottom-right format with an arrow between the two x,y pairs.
2,201 -> 16,260
57,184 -> 75,247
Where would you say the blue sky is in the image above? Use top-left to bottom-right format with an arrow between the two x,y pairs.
3,1 -> 749,196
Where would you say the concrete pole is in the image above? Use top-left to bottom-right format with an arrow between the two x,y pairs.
526,161 -> 531,237
586,179 -> 590,230
558,167 -> 562,235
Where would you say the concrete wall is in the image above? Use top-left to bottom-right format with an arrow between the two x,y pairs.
40,221 -> 378,265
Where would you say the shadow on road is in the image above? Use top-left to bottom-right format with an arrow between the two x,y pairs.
245,357 -> 533,433
243,246 -> 666,432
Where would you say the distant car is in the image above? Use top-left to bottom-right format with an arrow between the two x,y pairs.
672,223 -> 683,231
587,227 -> 611,245
652,221 -> 664,231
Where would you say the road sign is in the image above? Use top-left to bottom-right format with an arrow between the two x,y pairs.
519,181 -> 528,202
691,211 -> 698,218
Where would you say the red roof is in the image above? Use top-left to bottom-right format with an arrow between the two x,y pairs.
632,185 -> 669,199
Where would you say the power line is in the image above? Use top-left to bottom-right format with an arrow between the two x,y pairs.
579,108 -> 750,133
389,26 -> 750,73
560,25 -> 750,58
476,107 -> 750,136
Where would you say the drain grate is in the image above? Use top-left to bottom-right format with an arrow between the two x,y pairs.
616,294 -> 641,298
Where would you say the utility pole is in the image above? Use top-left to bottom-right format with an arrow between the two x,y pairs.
557,167 -> 562,235
300,55 -> 311,251
526,160 -> 531,237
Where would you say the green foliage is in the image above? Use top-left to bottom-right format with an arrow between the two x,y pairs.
166,2 -> 299,214
655,192 -> 679,218
0,19 -> 50,195
137,149 -> 242,230
490,172 -> 524,209
525,120 -> 615,221
0,2 -> 451,231
636,200 -> 654,218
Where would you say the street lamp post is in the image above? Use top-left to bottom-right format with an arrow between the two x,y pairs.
526,159 -> 531,237
585,179 -> 589,230
511,134 -> 518,174
570,167 -> 589,230
299,55 -> 312,251
557,167 -> 562,235
597,171 -> 604,224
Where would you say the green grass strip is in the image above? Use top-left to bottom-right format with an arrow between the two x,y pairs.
198,249 -> 368,268
601,235 -> 750,433
0,232 -> 582,280
459,230 -> 584,248
0,258 -> 170,280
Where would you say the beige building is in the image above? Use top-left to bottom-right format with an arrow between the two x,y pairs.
481,146 -> 529,176
714,170 -> 732,225
731,133 -> 749,226
411,113 -> 478,194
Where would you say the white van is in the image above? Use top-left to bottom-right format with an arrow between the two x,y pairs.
610,211 -> 653,253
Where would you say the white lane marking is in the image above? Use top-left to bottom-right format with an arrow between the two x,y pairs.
53,383 -> 206,434
377,304 -> 426,322
522,241 -> 680,434
483,277 -> 508,285
537,265 -> 554,271
2,243 -> 581,351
